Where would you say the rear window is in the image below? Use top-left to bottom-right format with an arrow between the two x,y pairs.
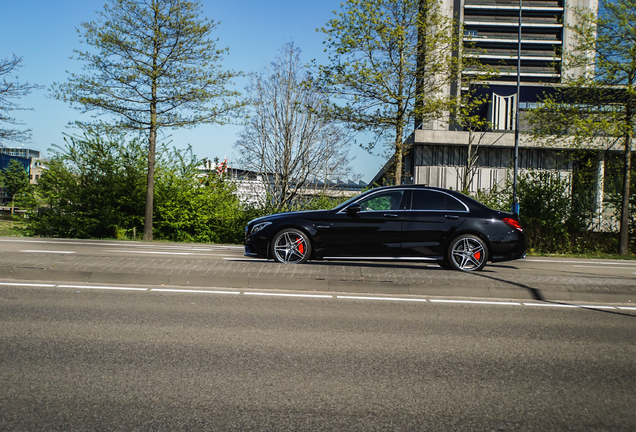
411,190 -> 466,211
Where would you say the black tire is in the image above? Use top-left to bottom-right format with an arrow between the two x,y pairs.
271,228 -> 312,264
447,234 -> 488,271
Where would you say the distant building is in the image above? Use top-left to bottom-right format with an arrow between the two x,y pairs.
196,162 -> 366,207
0,145 -> 48,206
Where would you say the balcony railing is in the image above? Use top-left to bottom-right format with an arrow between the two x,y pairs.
465,0 -> 562,7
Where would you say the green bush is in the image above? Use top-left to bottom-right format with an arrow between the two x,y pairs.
152,151 -> 262,244
471,169 -> 622,254
25,129 -> 146,238
24,130 -> 263,244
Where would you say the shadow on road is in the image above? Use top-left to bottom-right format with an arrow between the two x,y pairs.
307,260 -> 438,271
472,272 -> 636,318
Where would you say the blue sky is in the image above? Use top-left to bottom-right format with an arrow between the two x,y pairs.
0,0 -> 386,182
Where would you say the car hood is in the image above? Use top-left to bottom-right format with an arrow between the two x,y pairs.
249,209 -> 333,225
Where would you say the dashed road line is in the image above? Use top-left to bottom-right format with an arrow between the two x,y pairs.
244,292 -> 333,299
337,296 -> 427,302
57,284 -> 147,291
430,299 -> 520,305
103,249 -> 238,257
573,265 -> 636,269
20,250 -> 76,254
1,281 -> 633,311
524,303 -> 616,309
526,258 -> 636,266
151,288 -> 240,295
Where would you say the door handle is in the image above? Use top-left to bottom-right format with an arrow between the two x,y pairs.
445,215 -> 460,219
383,213 -> 399,218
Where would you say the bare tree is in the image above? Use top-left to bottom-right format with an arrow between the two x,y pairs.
0,55 -> 40,143
235,43 -> 355,211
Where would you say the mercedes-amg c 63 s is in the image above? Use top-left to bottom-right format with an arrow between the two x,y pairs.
244,185 -> 525,271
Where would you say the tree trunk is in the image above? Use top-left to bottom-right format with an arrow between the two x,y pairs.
414,0 -> 426,130
144,8 -> 159,242
395,123 -> 404,185
143,124 -> 156,241
618,131 -> 631,255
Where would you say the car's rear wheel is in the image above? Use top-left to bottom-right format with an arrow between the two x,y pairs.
448,234 -> 488,271
271,229 -> 311,264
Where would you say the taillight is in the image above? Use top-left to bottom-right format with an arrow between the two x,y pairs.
503,217 -> 523,232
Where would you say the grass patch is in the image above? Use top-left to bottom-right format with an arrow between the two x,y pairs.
0,218 -> 26,237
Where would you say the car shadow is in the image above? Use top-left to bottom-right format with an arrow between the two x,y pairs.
472,272 -> 636,318
308,260 -> 440,271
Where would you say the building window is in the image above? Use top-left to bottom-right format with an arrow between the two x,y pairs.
490,93 -> 516,131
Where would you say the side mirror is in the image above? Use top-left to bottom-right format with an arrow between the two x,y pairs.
346,203 -> 361,215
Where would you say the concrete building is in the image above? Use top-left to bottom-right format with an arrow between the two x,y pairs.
0,146 -> 48,206
374,0 -> 607,199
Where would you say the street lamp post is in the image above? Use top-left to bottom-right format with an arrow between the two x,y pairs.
511,0 -> 522,215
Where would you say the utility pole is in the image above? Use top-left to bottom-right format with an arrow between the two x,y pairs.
511,0 -> 522,215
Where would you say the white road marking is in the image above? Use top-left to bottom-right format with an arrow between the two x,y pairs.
244,292 -> 333,299
526,258 -> 636,266
337,296 -> 427,302
20,250 -> 76,254
151,288 -> 240,295
430,299 -> 520,305
524,303 -> 616,309
2,280 -> 633,311
103,249 -> 193,255
103,249 -> 238,257
223,258 -> 262,261
573,265 -> 636,269
0,282 -> 56,287
58,284 -> 147,291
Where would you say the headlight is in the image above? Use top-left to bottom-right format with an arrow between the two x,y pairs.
250,221 -> 272,234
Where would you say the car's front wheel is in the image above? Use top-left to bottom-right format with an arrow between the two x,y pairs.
447,234 -> 488,271
271,228 -> 312,264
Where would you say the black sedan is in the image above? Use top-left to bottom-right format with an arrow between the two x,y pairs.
244,185 -> 525,271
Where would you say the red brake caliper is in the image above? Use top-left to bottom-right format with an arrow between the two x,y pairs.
296,238 -> 304,254
474,251 -> 481,261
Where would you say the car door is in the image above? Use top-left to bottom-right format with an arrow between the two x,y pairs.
401,189 -> 468,258
320,189 -> 407,257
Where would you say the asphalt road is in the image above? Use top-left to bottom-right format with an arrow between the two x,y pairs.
1,237 -> 635,304
1,282 -> 635,431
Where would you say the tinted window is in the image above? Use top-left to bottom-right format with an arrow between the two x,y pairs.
359,191 -> 404,212
411,190 -> 466,211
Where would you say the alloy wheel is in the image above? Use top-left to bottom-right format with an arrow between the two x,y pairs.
449,236 -> 487,271
273,230 -> 310,264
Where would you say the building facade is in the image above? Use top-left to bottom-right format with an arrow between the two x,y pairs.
374,0 -> 603,194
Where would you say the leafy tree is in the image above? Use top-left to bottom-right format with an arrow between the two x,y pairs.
235,43 -> 355,211
528,0 -> 635,254
314,0 -> 465,185
1,159 -> 31,214
52,0 -> 244,241
0,55 -> 41,143
27,127 -> 147,238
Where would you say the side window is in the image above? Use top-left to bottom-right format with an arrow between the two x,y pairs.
412,190 -> 466,211
359,191 -> 404,212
